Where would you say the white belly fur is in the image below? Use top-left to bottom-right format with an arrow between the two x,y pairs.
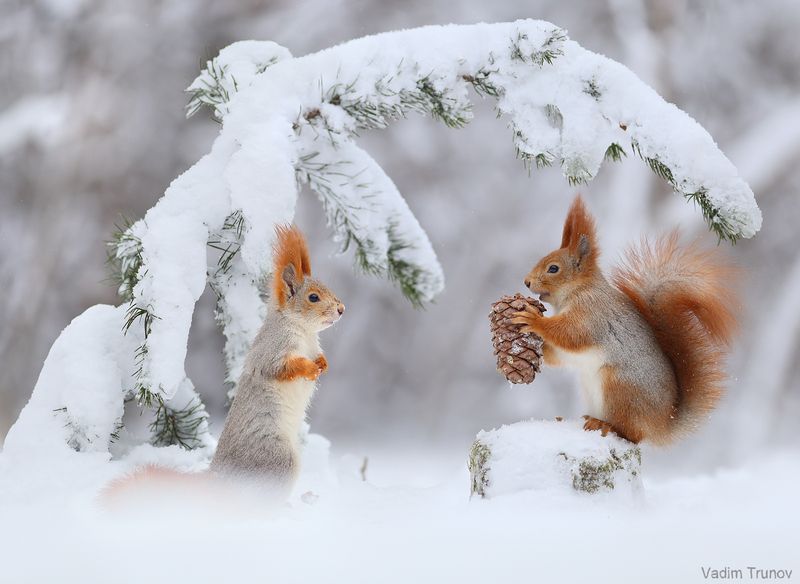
278,378 -> 316,447
556,347 -> 606,418
276,332 -> 321,446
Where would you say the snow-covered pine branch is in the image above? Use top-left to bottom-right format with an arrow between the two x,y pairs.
7,20 -> 761,458
295,142 -> 443,307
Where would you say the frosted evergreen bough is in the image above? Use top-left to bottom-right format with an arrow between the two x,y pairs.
5,21 -> 761,459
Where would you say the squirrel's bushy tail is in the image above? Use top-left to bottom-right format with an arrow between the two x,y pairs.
612,232 -> 739,438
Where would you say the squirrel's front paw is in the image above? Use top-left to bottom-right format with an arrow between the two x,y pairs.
300,358 -> 321,381
314,355 -> 328,375
510,307 -> 542,333
278,355 -> 321,382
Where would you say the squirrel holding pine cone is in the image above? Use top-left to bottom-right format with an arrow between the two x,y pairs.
502,196 -> 739,444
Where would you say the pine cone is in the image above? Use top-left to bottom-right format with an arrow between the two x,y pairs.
489,294 -> 546,384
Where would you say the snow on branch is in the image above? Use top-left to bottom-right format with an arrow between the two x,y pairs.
202,21 -> 760,243
186,41 -> 292,122
8,20 -> 762,457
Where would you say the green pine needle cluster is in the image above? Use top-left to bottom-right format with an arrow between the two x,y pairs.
604,143 -> 627,162
122,302 -> 160,410
150,398 -> 208,449
685,189 -> 740,244
462,68 -> 501,98
416,76 -> 471,128
630,139 -> 739,243
135,385 -> 158,409
207,209 -> 249,399
54,406 -> 126,451
544,103 -> 563,127
107,217 -> 143,302
386,224 -> 427,309
108,218 -> 164,410
322,70 -> 473,134
514,144 -> 555,172
510,28 -> 567,66
123,304 -> 158,337
583,78 -> 602,101
186,59 -> 237,122
186,55 -> 280,122
512,125 -> 551,173
565,161 -> 593,186
511,104 -> 562,172
645,156 -> 675,184
207,209 -> 245,283
109,417 -> 125,444
323,78 -> 402,131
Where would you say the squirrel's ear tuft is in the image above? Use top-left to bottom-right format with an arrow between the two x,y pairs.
282,264 -> 298,298
563,196 -> 599,266
273,224 -> 312,306
577,234 -> 591,264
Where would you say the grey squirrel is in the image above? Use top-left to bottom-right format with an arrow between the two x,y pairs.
210,224 -> 344,492
102,225 -> 343,502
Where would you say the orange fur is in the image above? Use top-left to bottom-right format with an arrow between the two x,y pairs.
517,308 -> 595,351
98,465 -> 270,512
541,342 -> 561,366
314,354 -> 328,374
612,232 -> 739,436
597,367 -> 665,444
273,224 -> 312,307
99,465 -> 199,506
276,354 -> 320,382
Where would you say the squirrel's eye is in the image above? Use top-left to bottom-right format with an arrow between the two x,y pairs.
547,264 -> 559,274
308,293 -> 320,303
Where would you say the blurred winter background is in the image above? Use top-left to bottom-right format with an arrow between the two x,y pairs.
1,0 -> 798,472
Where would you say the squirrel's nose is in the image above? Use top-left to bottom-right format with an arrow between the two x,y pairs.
337,304 -> 345,315
524,278 -> 531,289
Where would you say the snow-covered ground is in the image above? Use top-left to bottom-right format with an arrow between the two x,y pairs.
0,434 -> 796,584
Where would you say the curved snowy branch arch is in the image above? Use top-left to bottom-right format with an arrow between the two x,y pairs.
4,20 -> 762,456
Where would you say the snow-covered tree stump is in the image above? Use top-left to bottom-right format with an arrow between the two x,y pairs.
469,420 -> 642,498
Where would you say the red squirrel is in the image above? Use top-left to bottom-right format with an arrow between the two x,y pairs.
511,196 -> 738,444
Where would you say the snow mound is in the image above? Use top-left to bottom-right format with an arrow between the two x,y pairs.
4,303 -> 214,463
3,305 -> 139,459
